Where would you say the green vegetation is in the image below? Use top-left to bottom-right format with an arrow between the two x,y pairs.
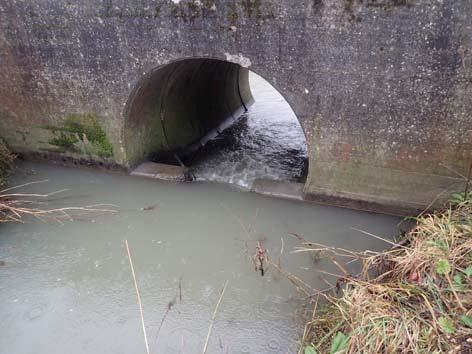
345,0 -> 413,12
366,0 -> 413,10
171,0 -> 273,24
49,131 -> 79,153
301,196 -> 472,353
201,0 -> 216,8
43,113 -> 113,158
240,0 -> 262,19
0,140 -> 15,187
226,2 -> 239,25
171,0 -> 204,23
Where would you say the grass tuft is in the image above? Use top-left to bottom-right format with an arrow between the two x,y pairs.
302,199 -> 472,354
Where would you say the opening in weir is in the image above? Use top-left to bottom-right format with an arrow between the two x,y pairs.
124,58 -> 254,167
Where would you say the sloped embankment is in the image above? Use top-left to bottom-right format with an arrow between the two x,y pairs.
303,198 -> 472,354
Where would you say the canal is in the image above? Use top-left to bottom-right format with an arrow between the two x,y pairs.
0,161 -> 400,354
0,73 -> 401,354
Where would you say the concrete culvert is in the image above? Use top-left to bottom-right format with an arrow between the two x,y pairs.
124,58 -> 254,167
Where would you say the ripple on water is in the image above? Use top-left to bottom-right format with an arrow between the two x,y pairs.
164,326 -> 203,353
0,161 -> 401,354
24,303 -> 47,321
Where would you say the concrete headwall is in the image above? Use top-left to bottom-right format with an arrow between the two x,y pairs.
0,0 -> 471,213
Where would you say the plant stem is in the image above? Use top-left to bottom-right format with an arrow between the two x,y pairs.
202,280 -> 228,354
125,240 -> 150,354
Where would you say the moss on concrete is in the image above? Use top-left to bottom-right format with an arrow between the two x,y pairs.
170,0 -> 273,24
226,2 -> 239,25
239,0 -> 274,22
171,0 -> 202,23
240,0 -> 262,19
43,113 -> 113,158
0,139 -> 15,187
345,0 -> 413,13
366,0 -> 413,10
48,131 -> 79,153
201,0 -> 216,8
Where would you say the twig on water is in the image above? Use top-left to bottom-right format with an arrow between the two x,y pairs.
155,296 -> 176,348
0,183 -> 117,224
277,237 -> 284,269
267,259 -> 314,297
125,240 -> 150,354
155,278 -> 181,348
0,179 -> 49,193
351,227 -> 413,250
202,280 -> 229,354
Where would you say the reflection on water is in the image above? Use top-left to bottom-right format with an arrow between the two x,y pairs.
0,162 -> 400,354
188,72 -> 308,189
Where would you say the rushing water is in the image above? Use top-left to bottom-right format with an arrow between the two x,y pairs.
0,162 -> 400,354
188,72 -> 308,189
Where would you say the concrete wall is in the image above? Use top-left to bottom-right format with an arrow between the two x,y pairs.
0,0 -> 471,213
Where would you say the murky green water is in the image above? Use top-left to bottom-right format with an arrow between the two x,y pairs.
0,162 -> 400,354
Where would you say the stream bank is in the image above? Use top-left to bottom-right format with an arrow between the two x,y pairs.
302,197 -> 472,354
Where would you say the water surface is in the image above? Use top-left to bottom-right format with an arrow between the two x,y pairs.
189,72 -> 308,188
0,162 -> 400,354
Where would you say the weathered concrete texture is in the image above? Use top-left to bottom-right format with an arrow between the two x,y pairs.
130,161 -> 189,181
251,179 -> 304,202
0,0 -> 471,212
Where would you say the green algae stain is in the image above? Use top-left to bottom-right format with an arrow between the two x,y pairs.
43,113 -> 113,158
226,2 -> 239,25
48,131 -> 79,153
344,0 -> 413,13
240,0 -> 262,19
170,0 -> 274,24
201,0 -> 216,8
239,0 -> 274,23
171,0 -> 204,23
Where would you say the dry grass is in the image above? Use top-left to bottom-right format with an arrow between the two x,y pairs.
0,180 -> 118,223
301,200 -> 472,354
0,141 -> 116,223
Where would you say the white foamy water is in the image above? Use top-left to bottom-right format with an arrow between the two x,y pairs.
189,72 -> 307,189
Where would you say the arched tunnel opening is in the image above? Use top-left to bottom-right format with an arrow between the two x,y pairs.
125,58 -> 308,188
125,58 -> 253,165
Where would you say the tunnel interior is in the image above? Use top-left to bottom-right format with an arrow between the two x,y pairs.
186,70 -> 309,186
124,58 -> 254,167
